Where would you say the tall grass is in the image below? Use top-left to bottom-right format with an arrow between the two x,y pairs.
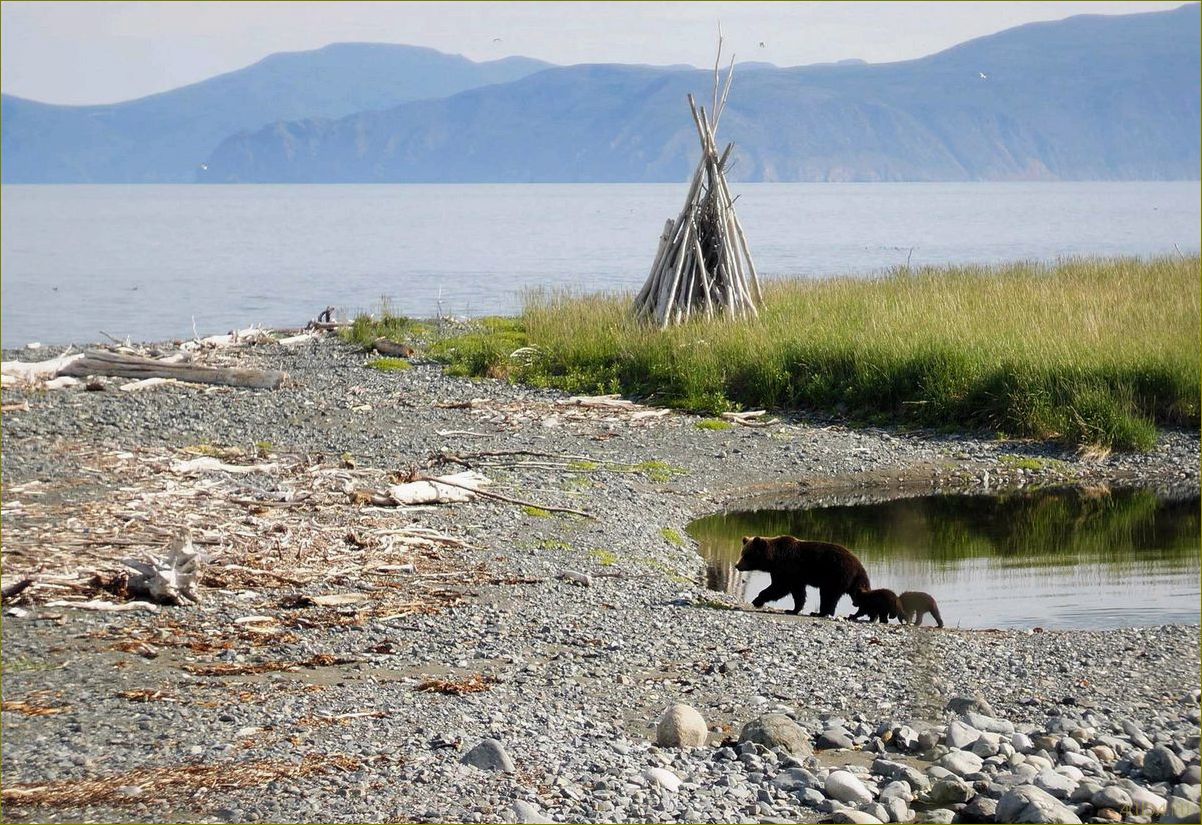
433,256 -> 1200,450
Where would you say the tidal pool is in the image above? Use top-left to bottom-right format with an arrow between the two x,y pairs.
688,486 -> 1200,630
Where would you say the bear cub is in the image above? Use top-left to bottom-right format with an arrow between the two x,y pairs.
735,535 -> 870,617
899,591 -> 944,627
847,587 -> 904,624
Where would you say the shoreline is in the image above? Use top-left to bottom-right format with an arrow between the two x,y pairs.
2,333 -> 1199,823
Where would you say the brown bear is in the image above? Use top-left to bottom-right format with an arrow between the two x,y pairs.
898,591 -> 944,627
847,588 -> 904,624
735,535 -> 870,617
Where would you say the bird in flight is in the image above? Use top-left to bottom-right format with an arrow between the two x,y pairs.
978,71 -> 988,79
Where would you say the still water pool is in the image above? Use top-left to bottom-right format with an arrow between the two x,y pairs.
688,486 -> 1200,630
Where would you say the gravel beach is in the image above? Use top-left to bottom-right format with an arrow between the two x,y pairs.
2,335 -> 1199,824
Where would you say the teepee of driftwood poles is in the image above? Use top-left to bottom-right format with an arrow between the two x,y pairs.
634,40 -> 763,328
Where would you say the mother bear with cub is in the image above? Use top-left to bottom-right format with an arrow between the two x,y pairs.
735,535 -> 942,625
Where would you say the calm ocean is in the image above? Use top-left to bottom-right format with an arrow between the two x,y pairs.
2,181 -> 1199,348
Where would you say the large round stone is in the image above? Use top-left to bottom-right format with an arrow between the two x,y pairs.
739,713 -> 812,756
655,703 -> 708,748
825,770 -> 873,805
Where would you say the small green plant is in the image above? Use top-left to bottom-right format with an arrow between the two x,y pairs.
366,357 -> 412,372
589,548 -> 618,566
4,656 -> 61,673
535,538 -> 571,552
632,460 -> 687,483
694,597 -> 736,611
522,505 -> 553,519
254,441 -> 274,458
696,418 -> 733,431
660,527 -> 686,547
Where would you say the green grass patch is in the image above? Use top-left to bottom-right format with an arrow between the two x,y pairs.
340,302 -> 426,349
429,257 -> 1199,451
522,505 -> 553,519
696,418 -> 734,431
568,460 -> 601,471
589,548 -> 618,566
428,317 -> 529,379
629,460 -> 687,483
999,454 -> 1068,472
366,357 -> 412,372
660,527 -> 686,547
535,538 -> 571,552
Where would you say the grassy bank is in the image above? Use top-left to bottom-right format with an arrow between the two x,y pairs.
427,256 -> 1199,450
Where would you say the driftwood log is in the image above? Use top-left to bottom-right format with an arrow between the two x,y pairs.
58,349 -> 287,389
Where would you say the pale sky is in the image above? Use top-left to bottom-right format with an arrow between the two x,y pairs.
0,1 -> 1190,105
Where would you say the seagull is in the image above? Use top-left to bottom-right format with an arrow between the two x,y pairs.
978,71 -> 988,80
492,37 -> 502,43
759,41 -> 766,48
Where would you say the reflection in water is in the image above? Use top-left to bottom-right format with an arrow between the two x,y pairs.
688,487 -> 1200,630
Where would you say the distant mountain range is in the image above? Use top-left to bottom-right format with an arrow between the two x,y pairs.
0,44 -> 550,182
4,4 -> 1199,184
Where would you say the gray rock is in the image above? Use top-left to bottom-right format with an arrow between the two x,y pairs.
1070,780 -> 1103,803
656,703 -> 708,748
882,797 -> 909,823
1033,768 -> 1078,798
917,729 -> 942,751
859,802 -> 891,822
939,750 -> 984,777
740,714 -> 812,757
831,811 -> 883,824
1175,783 -> 1201,804
461,738 -> 515,773
1012,732 -> 1035,754
960,794 -> 999,823
1143,745 -> 1187,782
914,808 -> 955,824
643,767 -> 681,792
510,800 -> 552,824
826,771 -> 874,805
818,727 -> 857,750
997,784 -> 1083,823
922,777 -> 973,805
1121,721 -> 1154,750
872,758 -> 930,792
1181,764 -> 1201,786
971,736 -> 1001,759
961,712 -> 1014,736
879,780 -> 915,802
799,787 -> 827,807
771,767 -> 818,793
945,720 -> 981,750
947,696 -> 996,717
1121,783 -> 1167,816
893,726 -> 919,752
1090,786 -> 1132,811
1162,797 -> 1202,824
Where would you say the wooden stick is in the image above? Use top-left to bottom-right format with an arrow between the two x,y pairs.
414,476 -> 595,519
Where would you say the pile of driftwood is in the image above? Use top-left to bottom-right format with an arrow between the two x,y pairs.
634,39 -> 763,327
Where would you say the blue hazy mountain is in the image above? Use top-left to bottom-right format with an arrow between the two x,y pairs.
198,4 -> 1200,183
0,43 -> 551,182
